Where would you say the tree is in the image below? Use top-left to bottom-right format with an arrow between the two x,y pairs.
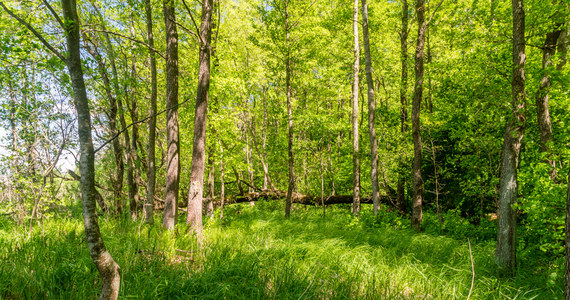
361,0 -> 379,215
411,0 -> 426,231
144,0 -> 158,224
187,0 -> 214,236
351,0 -> 360,216
566,167 -> 570,300
162,0 -> 180,230
535,21 -> 564,181
284,0 -> 295,219
1,0 -> 121,297
397,0 -> 409,213
495,0 -> 526,276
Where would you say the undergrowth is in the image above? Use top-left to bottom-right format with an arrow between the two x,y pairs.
0,201 -> 564,299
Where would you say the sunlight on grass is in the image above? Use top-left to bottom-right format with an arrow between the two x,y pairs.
0,203 -> 563,299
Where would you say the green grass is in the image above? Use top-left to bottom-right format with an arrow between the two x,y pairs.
0,201 -> 564,299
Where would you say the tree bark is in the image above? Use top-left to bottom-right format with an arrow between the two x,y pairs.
128,21 -> 140,220
495,0 -> 526,276
535,25 -> 562,181
162,0 -> 180,230
351,0 -> 361,217
397,0 -> 409,213
219,142 -> 225,219
411,0 -> 426,231
361,0 -> 379,215
61,0 -> 120,297
186,0 -> 213,236
205,148 -> 215,218
284,3 -> 295,219
144,0 -> 157,224
564,171 -> 570,300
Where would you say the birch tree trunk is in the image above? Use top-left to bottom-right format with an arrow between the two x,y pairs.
187,0 -> 213,236
351,0 -> 361,216
162,0 -> 180,230
495,0 -> 526,276
61,0 -> 120,297
361,0 -> 379,215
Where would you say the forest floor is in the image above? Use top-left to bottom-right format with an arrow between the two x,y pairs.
0,201 -> 563,299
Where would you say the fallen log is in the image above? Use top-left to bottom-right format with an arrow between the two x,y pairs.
223,190 -> 393,207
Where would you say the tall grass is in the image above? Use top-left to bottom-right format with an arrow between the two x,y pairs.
0,201 -> 564,299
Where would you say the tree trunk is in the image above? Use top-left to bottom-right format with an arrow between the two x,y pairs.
535,25 -> 562,181
205,149 -> 215,218
411,0 -> 426,231
220,142 -> 225,219
284,4 -> 295,219
162,0 -> 180,230
351,0 -> 361,217
128,22 -> 140,220
564,171 -> 570,300
397,0 -> 409,213
262,87 -> 269,190
144,0 -> 157,224
495,0 -> 526,276
61,0 -> 120,297
186,0 -> 213,236
361,0 -> 379,215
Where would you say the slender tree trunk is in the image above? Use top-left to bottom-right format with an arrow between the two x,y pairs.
186,0 -> 213,236
205,149 -> 215,218
162,0 -> 180,230
351,0 -> 361,216
220,142 -> 225,219
144,0 -> 157,224
7,76 -> 23,225
262,87 -> 269,190
564,171 -> 570,300
89,0 -> 125,216
284,4 -> 295,219
535,25 -> 562,181
495,0 -> 526,276
361,0 -> 379,215
128,22 -> 140,220
411,0 -> 426,231
61,0 -> 120,297
397,0 -> 409,213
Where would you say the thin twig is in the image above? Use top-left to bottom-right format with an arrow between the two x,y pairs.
467,238 -> 475,300
0,2 -> 66,62
94,97 -> 192,153
85,28 -> 166,60
42,0 -> 65,29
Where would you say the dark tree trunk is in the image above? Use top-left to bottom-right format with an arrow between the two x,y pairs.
162,0 -> 180,230
495,0 -> 526,276
411,0 -> 426,231
144,0 -> 157,225
397,0 -> 409,213
128,23 -> 140,220
61,0 -> 120,297
361,0 -> 379,215
186,0 -> 213,236
351,0 -> 361,216
535,26 -> 562,181
284,3 -> 295,219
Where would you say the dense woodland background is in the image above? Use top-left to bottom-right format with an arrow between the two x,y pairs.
0,0 -> 570,298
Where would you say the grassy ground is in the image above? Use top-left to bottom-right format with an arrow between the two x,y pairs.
0,201 -> 564,299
